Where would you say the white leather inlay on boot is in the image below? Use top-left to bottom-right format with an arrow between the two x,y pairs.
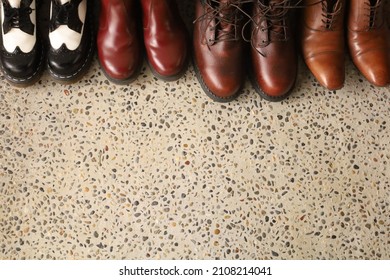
49,0 -> 86,51
1,0 -> 36,53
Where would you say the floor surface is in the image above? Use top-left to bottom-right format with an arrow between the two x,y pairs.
0,1 -> 389,259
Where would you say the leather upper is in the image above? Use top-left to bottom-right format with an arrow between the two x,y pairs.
348,0 -> 390,87
49,0 -> 86,51
47,0 -> 94,81
0,0 -> 43,85
251,0 -> 298,99
141,0 -> 188,79
301,0 -> 346,90
97,0 -> 142,82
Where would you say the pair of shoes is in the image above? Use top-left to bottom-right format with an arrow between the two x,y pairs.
0,0 -> 94,86
193,0 -> 298,103
301,0 -> 390,90
97,0 -> 189,84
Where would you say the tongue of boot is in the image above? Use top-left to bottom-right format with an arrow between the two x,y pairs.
217,0 -> 238,38
8,0 -> 22,7
50,0 -> 71,5
268,0 -> 287,40
322,0 -> 340,29
325,0 -> 338,13
368,0 -> 381,27
369,0 -> 380,6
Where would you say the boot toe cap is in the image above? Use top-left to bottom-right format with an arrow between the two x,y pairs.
252,67 -> 296,99
305,52 -> 345,90
203,73 -> 242,100
352,50 -> 390,87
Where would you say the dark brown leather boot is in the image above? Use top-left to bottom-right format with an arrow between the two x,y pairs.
385,0 -> 390,71
348,0 -> 390,87
141,0 -> 189,81
97,0 -> 142,84
301,0 -> 346,90
250,0 -> 298,101
193,0 -> 246,102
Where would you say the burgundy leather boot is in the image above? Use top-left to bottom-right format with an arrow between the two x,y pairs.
141,0 -> 189,81
250,0 -> 298,101
97,0 -> 142,84
348,0 -> 390,87
193,0 -> 246,102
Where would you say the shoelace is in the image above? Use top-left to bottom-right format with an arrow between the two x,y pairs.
194,0 -> 252,45
2,0 -> 34,35
321,0 -> 342,30
244,0 -> 309,55
49,0 -> 83,33
254,0 -> 296,42
366,0 -> 382,29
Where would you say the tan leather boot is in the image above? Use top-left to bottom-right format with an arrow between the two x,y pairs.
348,0 -> 390,87
301,0 -> 346,90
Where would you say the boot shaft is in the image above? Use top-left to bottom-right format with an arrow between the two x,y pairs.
98,0 -> 139,36
140,0 -> 182,29
100,0 -> 135,12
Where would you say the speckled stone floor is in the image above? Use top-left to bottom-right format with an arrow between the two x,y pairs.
1,1 -> 389,260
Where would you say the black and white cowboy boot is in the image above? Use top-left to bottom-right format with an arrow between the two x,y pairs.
0,0 -> 44,86
47,0 -> 94,83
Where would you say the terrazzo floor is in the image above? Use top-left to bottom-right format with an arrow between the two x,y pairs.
1,1 -> 390,260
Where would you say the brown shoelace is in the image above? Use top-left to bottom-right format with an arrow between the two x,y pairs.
366,0 -> 383,30
194,0 -> 252,45
245,0 -> 310,55
321,0 -> 343,30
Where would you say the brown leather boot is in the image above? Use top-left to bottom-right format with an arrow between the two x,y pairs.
348,0 -> 390,87
193,0 -> 246,102
141,0 -> 189,81
301,0 -> 346,90
385,0 -> 390,71
250,0 -> 298,101
97,0 -> 142,84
